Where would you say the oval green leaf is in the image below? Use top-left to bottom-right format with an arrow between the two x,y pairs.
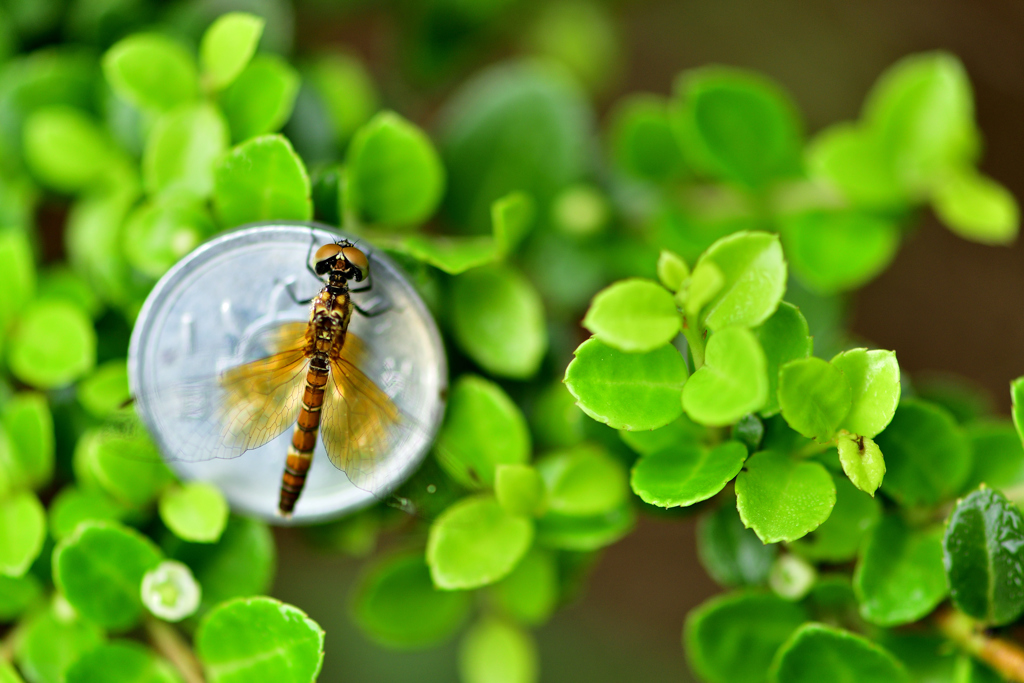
143,103 -> 228,199
697,501 -> 777,586
103,34 -> 198,112
837,432 -> 886,495
735,451 -> 836,544
0,491 -> 45,577
23,106 -> 114,192
683,326 -> 768,427
535,503 -> 635,551
582,278 -> 681,353
565,338 -> 687,431
934,167 -> 1019,245
789,474 -> 880,563
159,482 -> 229,544
632,441 -> 746,508
66,641 -> 181,683
489,547 -> 558,626
770,623 -> 908,683
693,231 -> 787,332
200,12 -> 265,91
831,348 -> 901,438
219,54 -> 300,142
494,465 -> 545,518
459,618 -> 537,683
536,445 -> 627,517
8,299 -> 95,390
753,302 -> 812,416
213,134 -> 311,228
777,357 -> 852,442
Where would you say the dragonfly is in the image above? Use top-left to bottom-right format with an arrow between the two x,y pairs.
143,237 -> 410,518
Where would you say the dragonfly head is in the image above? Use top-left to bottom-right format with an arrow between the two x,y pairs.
314,241 -> 369,283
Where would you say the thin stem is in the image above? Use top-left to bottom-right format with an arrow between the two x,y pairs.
145,617 -> 206,683
936,608 -> 1024,682
682,315 -> 705,370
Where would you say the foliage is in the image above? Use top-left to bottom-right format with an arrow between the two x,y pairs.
0,1 -> 1021,682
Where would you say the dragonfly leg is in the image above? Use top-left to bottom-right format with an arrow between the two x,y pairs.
354,300 -> 390,318
303,229 -> 320,281
285,281 -> 316,306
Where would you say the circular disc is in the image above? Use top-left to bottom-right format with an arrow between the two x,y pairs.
129,223 -> 447,524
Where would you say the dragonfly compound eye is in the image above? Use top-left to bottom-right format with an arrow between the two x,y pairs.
341,246 -> 369,281
314,243 -> 343,275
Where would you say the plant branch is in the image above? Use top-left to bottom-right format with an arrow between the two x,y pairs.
936,608 -> 1024,682
145,617 -> 206,683
682,315 -> 705,370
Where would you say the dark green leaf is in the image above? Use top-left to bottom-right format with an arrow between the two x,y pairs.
53,521 -> 163,630
351,553 -> 471,649
965,420 -> 1024,492
435,374 -> 531,488
213,134 -> 311,227
876,400 -> 970,507
672,67 -> 803,188
683,326 -> 768,427
697,502 -> 777,586
49,486 -> 128,540
854,516 -> 947,626
735,451 -> 836,543
535,503 -> 634,551
565,338 -> 687,431
15,608 -> 104,683
608,94 -> 686,182
303,53 -> 377,149
451,265 -> 547,379
789,475 -> 881,563
754,302 -> 812,416
196,597 -> 324,683
684,591 -> 807,683
347,111 -> 445,228
943,487 -> 1024,626
631,441 -> 746,508
619,414 -> 707,456
427,495 -> 534,590
770,623 -> 908,683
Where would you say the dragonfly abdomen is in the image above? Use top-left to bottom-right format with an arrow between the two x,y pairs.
279,362 -> 330,516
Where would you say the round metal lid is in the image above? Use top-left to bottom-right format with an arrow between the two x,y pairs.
128,223 -> 447,524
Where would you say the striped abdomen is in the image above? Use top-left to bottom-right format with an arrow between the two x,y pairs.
279,361 -> 329,516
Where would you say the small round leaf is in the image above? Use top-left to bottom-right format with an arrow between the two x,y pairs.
735,451 -> 836,544
159,482 -> 229,543
213,134 -> 311,228
770,623 -> 908,683
837,433 -> 886,495
103,34 -> 198,111
831,348 -> 901,438
459,618 -> 537,683
200,12 -> 265,91
697,502 -> 776,587
583,278 -> 680,353
693,231 -> 787,332
66,641 -> 182,683
777,357 -> 851,442
683,327 -> 768,427
753,302 -> 812,416
0,491 -> 45,577
8,300 -> 96,389
631,441 -> 746,508
219,55 -> 300,142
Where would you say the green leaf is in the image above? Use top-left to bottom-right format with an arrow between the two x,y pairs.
683,327 -> 768,427
684,591 -> 807,683
16,608 -> 105,683
582,278 -> 680,353
23,106 -> 114,192
390,235 -> 499,275
492,191 -> 535,253
1014,376 -> 1024,450
489,548 -> 558,626
854,516 -> 947,626
620,414 -> 707,456
753,302 -> 812,416
351,553 -> 471,649
864,51 -> 977,195
608,94 -> 686,182
770,623 -> 908,683
777,357 -> 852,442
657,250 -> 690,292
440,61 -> 592,232
682,260 -> 724,319
219,55 -> 300,142
780,210 -> 900,294
122,198 -> 214,279
943,487 -> 1024,626
49,486 -> 128,540
697,501 -> 777,586
0,230 -> 35,333
0,491 -> 44,577
143,103 -> 229,199
672,67 -> 803,188
807,123 -> 907,209
427,495 -> 534,590
933,167 -> 1019,245
200,12 -> 265,91
732,413 -> 762,452
836,433 -> 886,495
450,265 -> 547,379
459,618 -> 537,683
0,573 -> 42,621
790,475 -> 881,563
303,52 -> 378,149
103,34 -> 198,111
565,338 -> 687,431
735,451 -> 836,543
196,597 -> 324,683
435,375 -> 531,488
536,445 -> 627,517
54,521 -> 163,630
159,483 -> 229,544
77,360 -> 130,418
66,641 -> 182,683
831,348 -> 901,438
213,134 -> 311,227
964,421 -> 1024,491
2,392 -> 54,489
74,428 -> 174,508
693,231 -> 787,331
535,503 -> 634,551
876,400 -> 970,506
347,111 -> 445,228
495,465 -> 545,517
631,441 -> 746,508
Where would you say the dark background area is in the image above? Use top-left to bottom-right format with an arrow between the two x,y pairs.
270,1 -> 1024,680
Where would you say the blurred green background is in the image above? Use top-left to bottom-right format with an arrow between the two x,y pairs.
5,0 -> 1023,680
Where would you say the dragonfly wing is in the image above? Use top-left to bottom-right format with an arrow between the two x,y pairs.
321,333 -> 407,495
